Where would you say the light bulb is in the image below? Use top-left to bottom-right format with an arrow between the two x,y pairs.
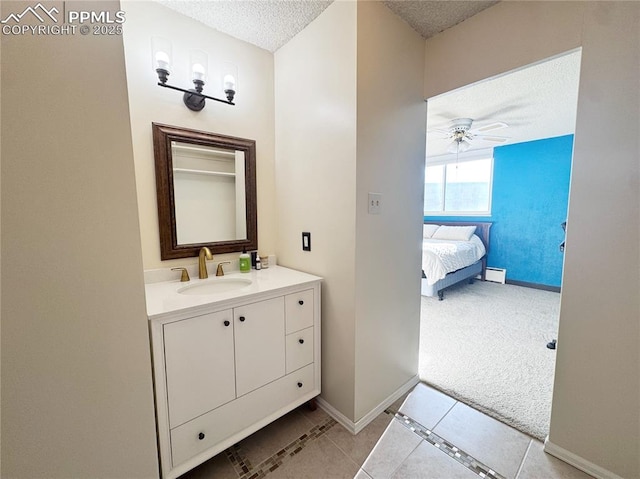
223,74 -> 236,91
192,63 -> 205,82
155,51 -> 170,71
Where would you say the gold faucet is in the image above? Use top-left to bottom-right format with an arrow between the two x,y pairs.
216,261 -> 231,277
198,247 -> 213,279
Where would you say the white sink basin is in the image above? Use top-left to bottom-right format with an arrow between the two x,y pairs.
178,277 -> 252,295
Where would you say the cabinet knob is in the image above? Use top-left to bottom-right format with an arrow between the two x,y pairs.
298,338 -> 304,344
298,300 -> 304,305
239,316 -> 246,322
223,320 -> 230,327
198,432 -> 205,440
297,382 -> 303,388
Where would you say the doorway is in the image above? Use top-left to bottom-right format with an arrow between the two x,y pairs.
418,50 -> 582,440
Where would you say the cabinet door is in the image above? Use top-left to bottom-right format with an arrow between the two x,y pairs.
164,310 -> 235,428
234,297 -> 285,396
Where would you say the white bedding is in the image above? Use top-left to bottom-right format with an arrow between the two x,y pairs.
422,234 -> 486,285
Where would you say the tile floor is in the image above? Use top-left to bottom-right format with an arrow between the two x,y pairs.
179,383 -> 594,479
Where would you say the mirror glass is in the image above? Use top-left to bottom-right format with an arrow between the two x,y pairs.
152,123 -> 257,259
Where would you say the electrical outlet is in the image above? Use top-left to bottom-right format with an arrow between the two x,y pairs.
368,193 -> 382,215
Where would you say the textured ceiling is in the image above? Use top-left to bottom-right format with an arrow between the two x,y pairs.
155,0 -> 333,52
153,1 -> 580,157
154,0 -> 498,52
426,50 -> 582,157
382,0 -> 498,39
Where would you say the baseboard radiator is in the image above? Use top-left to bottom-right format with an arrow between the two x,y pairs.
484,267 -> 506,284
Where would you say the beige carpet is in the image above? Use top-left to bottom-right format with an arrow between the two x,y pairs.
419,280 -> 560,440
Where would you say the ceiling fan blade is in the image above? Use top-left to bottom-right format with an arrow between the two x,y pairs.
475,135 -> 509,143
427,127 -> 452,135
427,130 -> 453,141
471,121 -> 508,134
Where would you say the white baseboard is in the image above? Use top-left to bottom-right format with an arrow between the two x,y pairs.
317,375 -> 420,435
544,437 -> 624,479
316,397 -> 356,434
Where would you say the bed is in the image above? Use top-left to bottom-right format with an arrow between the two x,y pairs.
421,221 -> 492,300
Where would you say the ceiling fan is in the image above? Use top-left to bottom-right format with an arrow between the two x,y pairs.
430,118 -> 510,153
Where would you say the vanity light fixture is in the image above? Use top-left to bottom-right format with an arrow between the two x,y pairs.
152,38 -> 236,112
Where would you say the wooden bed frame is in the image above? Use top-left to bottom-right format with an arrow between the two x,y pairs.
421,221 -> 493,300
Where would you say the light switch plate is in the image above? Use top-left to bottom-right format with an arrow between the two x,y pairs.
368,193 -> 382,215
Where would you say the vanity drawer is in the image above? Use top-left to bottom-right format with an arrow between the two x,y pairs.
170,363 -> 316,468
286,327 -> 314,373
285,289 -> 314,334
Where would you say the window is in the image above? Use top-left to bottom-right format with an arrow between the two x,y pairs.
424,150 -> 493,215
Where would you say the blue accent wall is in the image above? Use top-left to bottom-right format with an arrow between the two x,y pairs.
425,135 -> 573,288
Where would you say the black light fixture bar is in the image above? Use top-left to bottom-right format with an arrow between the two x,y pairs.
155,62 -> 235,112
157,82 -> 235,106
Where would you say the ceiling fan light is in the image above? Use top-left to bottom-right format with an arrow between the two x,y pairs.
447,142 -> 459,153
459,140 -> 471,152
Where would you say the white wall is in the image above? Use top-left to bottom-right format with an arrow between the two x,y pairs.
122,0 -> 276,271
423,1 -> 584,99
0,1 -> 159,476
354,1 -> 425,421
275,1 -> 425,424
275,0 -> 359,420
424,2 -> 639,477
550,4 -> 639,477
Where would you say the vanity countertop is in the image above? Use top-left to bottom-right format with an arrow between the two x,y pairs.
145,265 -> 322,320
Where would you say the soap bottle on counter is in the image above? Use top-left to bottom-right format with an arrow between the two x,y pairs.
255,254 -> 262,270
239,249 -> 251,273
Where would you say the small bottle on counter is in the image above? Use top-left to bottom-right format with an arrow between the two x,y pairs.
255,254 -> 262,270
239,249 -> 251,273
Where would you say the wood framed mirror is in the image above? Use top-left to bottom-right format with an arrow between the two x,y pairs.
152,123 -> 257,260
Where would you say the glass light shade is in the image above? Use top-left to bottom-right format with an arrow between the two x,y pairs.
221,62 -> 238,93
223,74 -> 236,91
448,139 -> 472,153
189,49 -> 208,82
151,36 -> 172,73
459,140 -> 471,152
192,63 -> 206,82
156,51 -> 171,71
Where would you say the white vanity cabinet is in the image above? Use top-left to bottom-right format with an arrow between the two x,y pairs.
147,268 -> 321,479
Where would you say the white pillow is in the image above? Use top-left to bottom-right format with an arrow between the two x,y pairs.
423,224 -> 440,238
432,225 -> 477,241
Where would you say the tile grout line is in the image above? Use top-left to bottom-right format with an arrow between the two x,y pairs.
394,412 -> 508,479
228,415 -> 338,479
322,408 -> 402,475
386,430 -> 424,479
432,399 -> 459,430
321,422 -> 375,473
513,439 -> 533,479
